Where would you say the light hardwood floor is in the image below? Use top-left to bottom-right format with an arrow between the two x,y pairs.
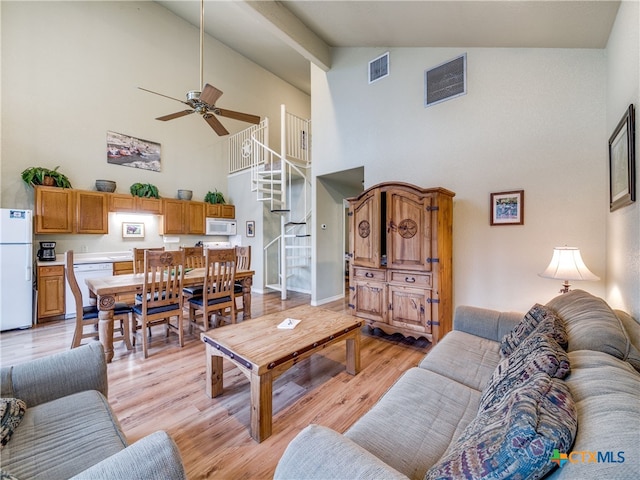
0,291 -> 431,479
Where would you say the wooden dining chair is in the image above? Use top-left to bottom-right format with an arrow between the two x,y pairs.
234,245 -> 251,315
188,248 -> 236,332
180,246 -> 205,301
65,250 -> 132,351
133,246 -> 165,274
131,250 -> 185,358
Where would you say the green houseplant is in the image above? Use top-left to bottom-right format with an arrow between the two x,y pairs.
130,182 -> 159,198
21,166 -> 72,188
204,189 -> 225,204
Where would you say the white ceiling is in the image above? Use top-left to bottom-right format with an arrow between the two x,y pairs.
157,0 -> 621,94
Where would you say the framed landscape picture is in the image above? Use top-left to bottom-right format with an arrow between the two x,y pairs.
490,190 -> 524,226
609,104 -> 636,212
122,222 -> 145,238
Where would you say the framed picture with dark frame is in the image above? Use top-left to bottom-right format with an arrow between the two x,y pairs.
490,190 -> 524,226
609,104 -> 636,212
246,220 -> 255,237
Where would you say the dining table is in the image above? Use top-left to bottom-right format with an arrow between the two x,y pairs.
85,267 -> 254,363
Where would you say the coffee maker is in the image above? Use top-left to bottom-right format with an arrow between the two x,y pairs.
37,241 -> 57,262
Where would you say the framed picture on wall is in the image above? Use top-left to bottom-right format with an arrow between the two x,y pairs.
609,104 -> 636,212
490,190 -> 524,226
246,220 -> 255,237
122,222 -> 145,238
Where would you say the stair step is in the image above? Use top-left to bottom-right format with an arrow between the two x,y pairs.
285,221 -> 306,226
270,209 -> 291,213
256,178 -> 283,184
285,245 -> 311,250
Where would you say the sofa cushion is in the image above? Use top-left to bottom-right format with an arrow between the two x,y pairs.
479,333 -> 570,412
1,398 -> 26,447
345,367 -> 482,479
0,390 -> 127,479
500,304 -> 567,356
546,290 -> 640,370
426,372 -> 577,480
418,330 -> 502,391
546,350 -> 640,479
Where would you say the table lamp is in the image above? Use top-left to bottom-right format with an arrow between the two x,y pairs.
539,247 -> 600,294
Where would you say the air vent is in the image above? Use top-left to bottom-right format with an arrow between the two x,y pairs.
368,52 -> 389,84
425,53 -> 467,107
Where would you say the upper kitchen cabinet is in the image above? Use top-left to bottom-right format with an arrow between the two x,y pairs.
205,203 -> 235,219
109,194 -> 162,214
35,186 -> 108,234
161,199 -> 206,234
35,186 -> 74,233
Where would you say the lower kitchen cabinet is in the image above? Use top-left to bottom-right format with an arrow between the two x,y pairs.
37,265 -> 65,322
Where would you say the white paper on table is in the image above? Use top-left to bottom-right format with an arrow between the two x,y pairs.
277,318 -> 301,329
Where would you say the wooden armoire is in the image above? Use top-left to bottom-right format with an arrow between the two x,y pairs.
347,182 -> 455,344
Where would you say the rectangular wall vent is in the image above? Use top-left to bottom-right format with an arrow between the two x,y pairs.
369,52 -> 389,84
424,53 -> 467,107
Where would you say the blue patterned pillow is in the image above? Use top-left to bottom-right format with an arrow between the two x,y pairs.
501,304 -> 566,357
426,373 -> 577,480
1,398 -> 26,448
480,333 -> 570,412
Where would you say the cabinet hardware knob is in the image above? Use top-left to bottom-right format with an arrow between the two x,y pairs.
365,272 -> 374,278
405,277 -> 415,283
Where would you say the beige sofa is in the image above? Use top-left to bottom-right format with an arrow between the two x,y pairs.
275,290 -> 640,479
1,343 -> 186,479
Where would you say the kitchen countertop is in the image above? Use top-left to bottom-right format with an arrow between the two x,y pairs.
37,251 -> 133,267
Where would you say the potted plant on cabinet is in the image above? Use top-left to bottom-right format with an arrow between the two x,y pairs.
204,189 -> 225,204
21,166 -> 72,188
130,183 -> 159,198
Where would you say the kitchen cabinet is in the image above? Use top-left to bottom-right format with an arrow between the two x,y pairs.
34,186 -> 74,233
162,200 -> 207,234
34,186 -> 107,234
348,182 -> 454,344
37,264 -> 65,321
109,194 -> 163,214
205,203 -> 235,219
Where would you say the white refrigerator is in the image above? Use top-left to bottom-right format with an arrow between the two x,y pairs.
0,208 -> 34,331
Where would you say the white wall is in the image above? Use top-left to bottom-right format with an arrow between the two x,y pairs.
311,47 -> 609,312
1,1 -> 309,276
605,0 -> 640,319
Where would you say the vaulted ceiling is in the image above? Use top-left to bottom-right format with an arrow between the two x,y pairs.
157,1 -> 621,94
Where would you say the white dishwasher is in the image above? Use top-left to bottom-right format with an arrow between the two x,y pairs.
65,262 -> 113,319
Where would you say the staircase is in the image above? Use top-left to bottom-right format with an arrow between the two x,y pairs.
229,105 -> 311,299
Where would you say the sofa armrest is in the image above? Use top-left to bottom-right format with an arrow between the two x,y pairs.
453,306 -> 522,342
0,342 -> 107,407
70,431 -> 186,480
274,425 -> 409,480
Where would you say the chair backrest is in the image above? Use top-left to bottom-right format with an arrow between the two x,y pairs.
203,248 -> 236,302
181,246 -> 205,269
133,247 -> 165,274
140,250 -> 185,313
235,245 -> 251,271
64,250 -> 84,320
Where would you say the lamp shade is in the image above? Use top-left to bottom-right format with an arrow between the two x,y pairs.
539,247 -> 600,281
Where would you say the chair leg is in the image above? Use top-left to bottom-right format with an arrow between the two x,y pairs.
131,315 -> 138,346
122,314 -> 133,350
142,318 -> 149,359
178,313 -> 184,347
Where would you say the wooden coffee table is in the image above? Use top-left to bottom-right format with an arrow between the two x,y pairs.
201,305 -> 362,442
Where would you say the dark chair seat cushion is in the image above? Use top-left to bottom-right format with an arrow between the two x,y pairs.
82,302 -> 132,320
189,296 -> 233,308
183,285 -> 203,296
132,303 -> 181,316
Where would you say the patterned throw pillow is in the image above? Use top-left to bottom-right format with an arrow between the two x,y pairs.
1,398 -> 26,448
426,373 -> 577,480
500,304 -> 566,357
479,333 -> 570,412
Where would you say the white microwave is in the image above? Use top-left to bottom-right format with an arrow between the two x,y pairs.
205,218 -> 237,236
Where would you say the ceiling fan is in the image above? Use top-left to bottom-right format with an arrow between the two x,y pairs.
138,0 -> 260,136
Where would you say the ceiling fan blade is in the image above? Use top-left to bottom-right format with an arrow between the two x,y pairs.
200,84 -> 224,106
204,114 -> 229,136
138,87 -> 189,105
216,108 -> 261,125
156,110 -> 194,121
